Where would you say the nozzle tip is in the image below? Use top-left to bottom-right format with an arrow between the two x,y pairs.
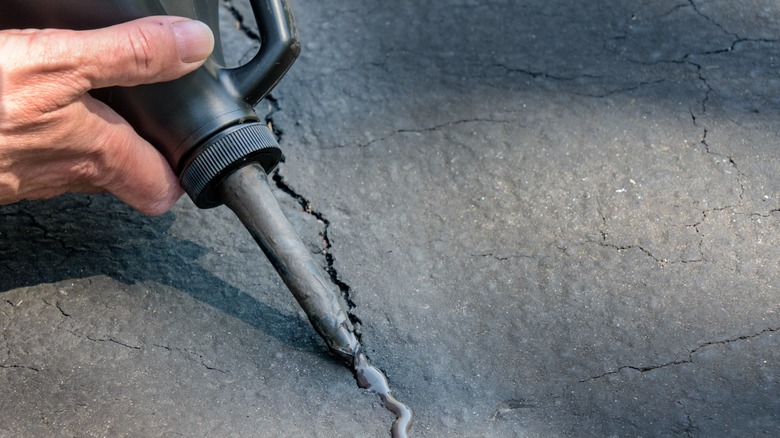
327,324 -> 361,365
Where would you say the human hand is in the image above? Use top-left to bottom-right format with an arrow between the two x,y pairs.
0,16 -> 214,215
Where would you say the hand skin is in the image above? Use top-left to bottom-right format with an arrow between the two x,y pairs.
0,16 -> 214,215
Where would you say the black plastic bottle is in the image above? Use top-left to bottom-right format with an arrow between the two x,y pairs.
0,0 -> 300,207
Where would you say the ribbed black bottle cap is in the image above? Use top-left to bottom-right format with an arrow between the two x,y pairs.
180,122 -> 282,208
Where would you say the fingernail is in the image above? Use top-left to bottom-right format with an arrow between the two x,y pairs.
172,20 -> 214,63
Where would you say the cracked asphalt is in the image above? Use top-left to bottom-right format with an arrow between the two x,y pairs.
2,0 -> 779,436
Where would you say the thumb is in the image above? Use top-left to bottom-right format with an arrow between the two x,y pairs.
66,16 -> 215,90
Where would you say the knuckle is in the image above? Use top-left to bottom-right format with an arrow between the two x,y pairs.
26,30 -> 90,87
0,30 -> 89,124
0,173 -> 22,203
70,157 -> 102,184
142,198 -> 174,216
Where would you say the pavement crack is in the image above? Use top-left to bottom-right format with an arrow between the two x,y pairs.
575,79 -> 667,98
470,252 -> 533,261
677,400 -> 700,437
257,43 -> 364,340
492,63 -> 603,81
656,3 -> 690,19
85,335 -> 142,350
68,330 -> 230,374
41,298 -> 71,318
684,219 -> 705,264
749,209 -> 780,219
594,239 -> 668,266
56,301 -> 71,317
264,93 -> 284,141
686,59 -> 712,115
152,343 -> 228,374
698,128 -> 712,158
685,2 -> 780,50
221,0 -> 261,43
491,63 -> 667,97
577,326 -> 779,384
687,0 -> 739,41
691,326 -> 779,354
14,209 -> 78,254
0,364 -> 40,372
271,171 -> 364,337
698,128 -> 746,205
579,359 -> 692,384
349,117 -> 515,149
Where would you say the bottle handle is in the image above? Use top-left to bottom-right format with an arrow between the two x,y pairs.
223,0 -> 300,105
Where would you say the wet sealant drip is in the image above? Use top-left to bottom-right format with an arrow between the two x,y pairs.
353,352 -> 414,438
219,163 -> 412,436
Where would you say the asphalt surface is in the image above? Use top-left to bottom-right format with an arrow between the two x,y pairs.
2,0 -> 780,436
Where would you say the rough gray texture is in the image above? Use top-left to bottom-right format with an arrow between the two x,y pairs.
2,0 -> 779,436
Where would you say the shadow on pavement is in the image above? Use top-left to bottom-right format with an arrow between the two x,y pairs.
0,193 -> 318,352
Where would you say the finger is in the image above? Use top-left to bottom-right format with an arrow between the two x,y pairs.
33,16 -> 214,91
